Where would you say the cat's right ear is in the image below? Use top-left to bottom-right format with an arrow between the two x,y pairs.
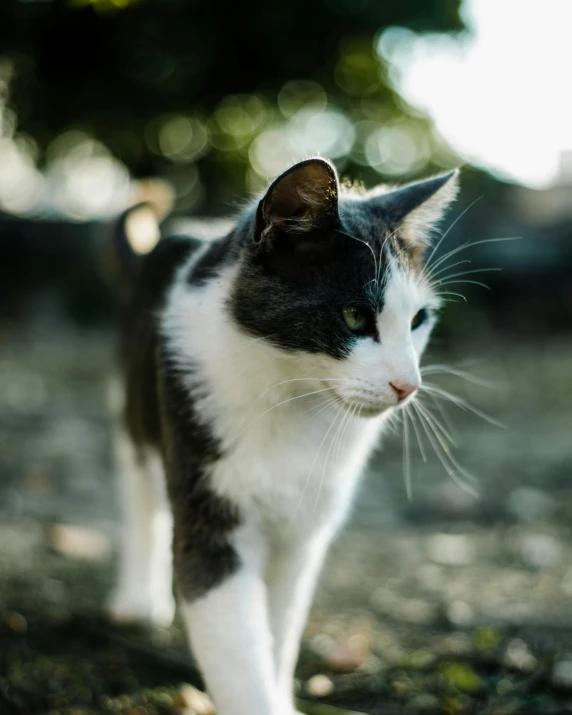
255,158 -> 339,244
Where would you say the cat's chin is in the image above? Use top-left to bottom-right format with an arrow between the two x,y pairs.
337,398 -> 394,418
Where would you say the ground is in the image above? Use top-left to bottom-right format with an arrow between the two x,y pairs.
1,329 -> 572,714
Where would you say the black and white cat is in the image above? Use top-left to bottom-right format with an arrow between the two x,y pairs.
108,158 -> 458,715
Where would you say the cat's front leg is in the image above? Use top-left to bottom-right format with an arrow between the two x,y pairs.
266,529 -> 333,714
160,365 -> 282,714
175,518 -> 280,715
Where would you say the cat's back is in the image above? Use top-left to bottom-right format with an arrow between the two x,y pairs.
120,232 -> 204,446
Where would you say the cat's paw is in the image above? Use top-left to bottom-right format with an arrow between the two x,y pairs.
107,589 -> 176,628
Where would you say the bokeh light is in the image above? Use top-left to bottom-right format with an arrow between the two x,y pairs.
46,131 -> 131,219
157,115 -> 209,163
377,0 -> 572,188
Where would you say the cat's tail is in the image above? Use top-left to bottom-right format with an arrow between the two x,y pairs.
108,178 -> 174,288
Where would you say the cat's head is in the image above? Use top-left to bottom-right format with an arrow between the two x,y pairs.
231,158 -> 458,417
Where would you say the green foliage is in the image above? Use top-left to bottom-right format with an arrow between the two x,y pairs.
0,0 -> 463,211
439,661 -> 482,694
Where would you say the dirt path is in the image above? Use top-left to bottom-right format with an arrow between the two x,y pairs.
1,332 -> 572,713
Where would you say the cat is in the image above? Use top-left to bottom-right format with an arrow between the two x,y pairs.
108,158 -> 458,715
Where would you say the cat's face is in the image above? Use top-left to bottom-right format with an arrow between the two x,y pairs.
326,245 -> 439,416
231,159 -> 457,417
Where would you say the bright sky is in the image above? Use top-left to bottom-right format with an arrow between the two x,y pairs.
378,0 -> 572,188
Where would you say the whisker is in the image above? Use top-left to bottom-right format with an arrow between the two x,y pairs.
385,408 -> 403,438
433,267 -> 502,286
437,279 -> 491,290
415,399 -> 456,447
425,196 -> 483,270
337,230 -> 379,291
313,402 -> 349,513
408,402 -> 428,462
427,235 -> 522,275
402,407 -> 413,501
302,394 -> 346,422
286,402 -> 346,533
418,390 -> 457,440
411,401 -> 479,497
335,401 -> 356,464
378,225 -> 401,281
426,259 -> 472,281
420,383 -> 505,428
241,376 -> 350,423
433,267 -> 502,287
415,400 -> 478,486
254,376 -> 349,398
237,386 -> 340,438
421,365 -> 495,388
435,290 -> 467,302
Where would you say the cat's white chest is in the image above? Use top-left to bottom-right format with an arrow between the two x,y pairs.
163,270 -> 384,534
208,391 -> 383,535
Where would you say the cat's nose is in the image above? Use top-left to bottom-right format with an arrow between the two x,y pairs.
390,379 -> 419,401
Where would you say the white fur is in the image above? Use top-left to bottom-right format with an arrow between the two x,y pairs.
334,257 -> 438,414
108,431 -> 176,628
181,523 -> 279,713
381,171 -> 460,247
147,248 -> 436,715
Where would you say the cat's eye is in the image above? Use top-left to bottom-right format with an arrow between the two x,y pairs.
411,308 -> 428,330
342,307 -> 368,334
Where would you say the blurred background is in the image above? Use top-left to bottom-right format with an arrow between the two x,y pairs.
1,0 -> 571,713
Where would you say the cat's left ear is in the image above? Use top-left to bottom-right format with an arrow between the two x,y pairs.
256,158 -> 339,243
369,170 -> 459,248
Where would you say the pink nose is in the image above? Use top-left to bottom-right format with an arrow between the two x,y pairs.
390,380 -> 419,401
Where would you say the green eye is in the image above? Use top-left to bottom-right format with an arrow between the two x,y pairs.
342,306 -> 368,334
411,308 -> 428,330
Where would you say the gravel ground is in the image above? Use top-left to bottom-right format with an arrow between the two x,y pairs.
1,329 -> 571,714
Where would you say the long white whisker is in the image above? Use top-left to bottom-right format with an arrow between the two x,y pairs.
411,401 -> 479,497
337,230 -> 379,290
385,405 -> 403,438
302,394 -> 346,422
433,267 -> 502,286
314,402 -> 351,512
345,403 -> 360,455
428,235 -> 521,275
437,279 -> 491,290
235,375 -> 351,429
237,386 -> 339,438
402,407 -> 413,501
426,259 -> 472,281
253,376 -> 349,401
434,290 -> 468,302
420,384 -> 505,428
285,402 -> 345,534
408,401 -> 428,462
335,401 -> 355,464
415,400 -> 478,485
378,225 -> 403,287
425,196 -> 483,270
415,399 -> 455,447
421,365 -> 495,388
346,401 -> 360,442
418,390 -> 457,440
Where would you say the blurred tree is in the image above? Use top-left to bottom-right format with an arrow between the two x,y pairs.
0,0 -> 463,211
